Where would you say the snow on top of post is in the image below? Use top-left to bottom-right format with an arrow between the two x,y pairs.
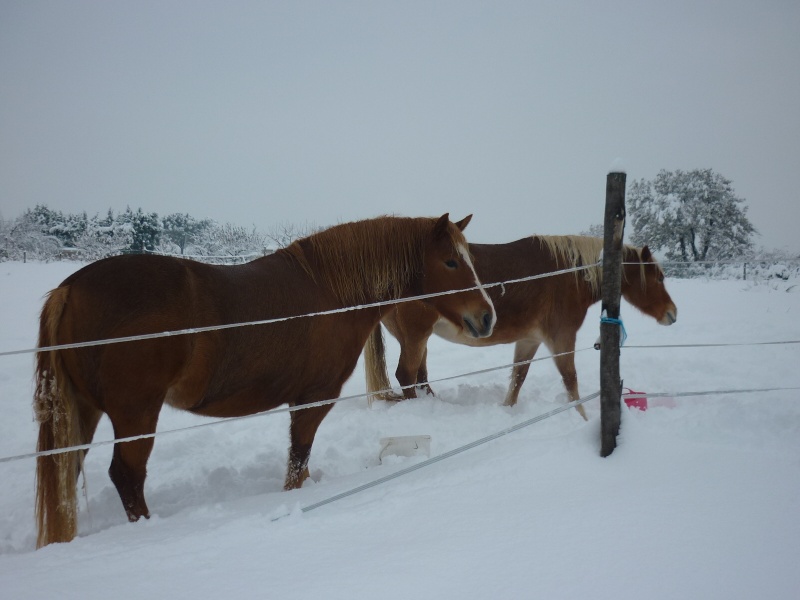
608,157 -> 627,174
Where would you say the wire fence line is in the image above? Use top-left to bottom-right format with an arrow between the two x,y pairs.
623,259 -> 800,266
613,387 -> 800,400
4,254 -> 797,358
624,340 -> 800,349
2,338 -> 798,465
286,382 -> 800,518
4,380 -> 798,467
295,390 -> 604,517
0,262 -> 600,358
0,347 -> 596,465
621,258 -> 800,283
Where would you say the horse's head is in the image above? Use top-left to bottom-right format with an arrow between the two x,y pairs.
621,246 -> 677,326
421,214 -> 495,338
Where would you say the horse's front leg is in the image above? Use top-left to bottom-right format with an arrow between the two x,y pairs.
387,303 -> 437,400
284,403 -> 335,490
415,346 -> 435,397
395,339 -> 431,399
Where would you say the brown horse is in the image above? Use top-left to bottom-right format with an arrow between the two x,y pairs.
365,235 -> 677,419
34,214 -> 496,547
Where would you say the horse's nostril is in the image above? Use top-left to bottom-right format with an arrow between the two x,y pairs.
463,317 -> 480,338
482,311 -> 492,330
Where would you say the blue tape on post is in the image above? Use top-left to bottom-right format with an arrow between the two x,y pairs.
600,315 -> 627,347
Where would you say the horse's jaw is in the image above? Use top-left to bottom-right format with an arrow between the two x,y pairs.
431,317 -> 486,347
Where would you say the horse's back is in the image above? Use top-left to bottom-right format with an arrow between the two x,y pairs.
470,237 -> 592,283
56,253 -> 308,333
60,254 -> 198,324
469,238 -> 547,283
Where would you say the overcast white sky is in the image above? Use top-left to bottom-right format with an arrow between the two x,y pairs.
1,1 -> 798,251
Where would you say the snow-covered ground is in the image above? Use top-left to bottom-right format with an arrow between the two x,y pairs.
1,261 -> 798,599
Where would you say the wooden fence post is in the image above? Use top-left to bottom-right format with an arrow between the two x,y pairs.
600,172 -> 626,457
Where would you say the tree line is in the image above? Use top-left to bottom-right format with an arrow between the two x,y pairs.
2,169 -> 797,274
0,205 -> 316,263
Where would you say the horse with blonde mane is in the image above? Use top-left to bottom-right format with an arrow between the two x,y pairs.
365,235 -> 677,418
34,214 -> 495,547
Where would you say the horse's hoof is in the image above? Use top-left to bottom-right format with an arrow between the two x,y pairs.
370,392 -> 406,402
125,511 -> 150,523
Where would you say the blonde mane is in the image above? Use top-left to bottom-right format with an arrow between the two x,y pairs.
536,235 -> 604,295
535,235 -> 652,294
283,216 -> 465,305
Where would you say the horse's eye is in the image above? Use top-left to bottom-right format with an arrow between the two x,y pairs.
445,259 -> 458,269
658,274 -> 664,283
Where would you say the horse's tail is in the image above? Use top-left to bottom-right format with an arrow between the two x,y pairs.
34,286 -> 83,548
364,324 -> 394,405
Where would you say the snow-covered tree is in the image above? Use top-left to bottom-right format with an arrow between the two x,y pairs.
580,223 -> 604,238
628,169 -> 756,262
119,207 -> 160,252
161,213 -> 213,255
263,220 -> 320,248
1,214 -> 62,260
191,223 -> 270,261
72,213 -> 133,260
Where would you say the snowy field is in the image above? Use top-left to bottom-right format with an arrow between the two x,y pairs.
1,261 -> 799,599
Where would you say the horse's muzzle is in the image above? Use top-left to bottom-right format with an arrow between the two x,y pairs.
463,310 -> 495,338
659,307 -> 678,326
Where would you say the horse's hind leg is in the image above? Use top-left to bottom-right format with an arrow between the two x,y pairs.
549,336 -> 587,421
284,403 -> 335,490
75,398 -> 102,480
106,406 -> 161,522
503,340 -> 540,407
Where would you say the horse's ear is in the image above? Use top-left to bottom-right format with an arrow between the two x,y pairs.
454,214 -> 472,232
641,245 -> 652,261
433,213 -> 450,239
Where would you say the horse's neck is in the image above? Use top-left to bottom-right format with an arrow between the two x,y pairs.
284,237 -> 418,307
